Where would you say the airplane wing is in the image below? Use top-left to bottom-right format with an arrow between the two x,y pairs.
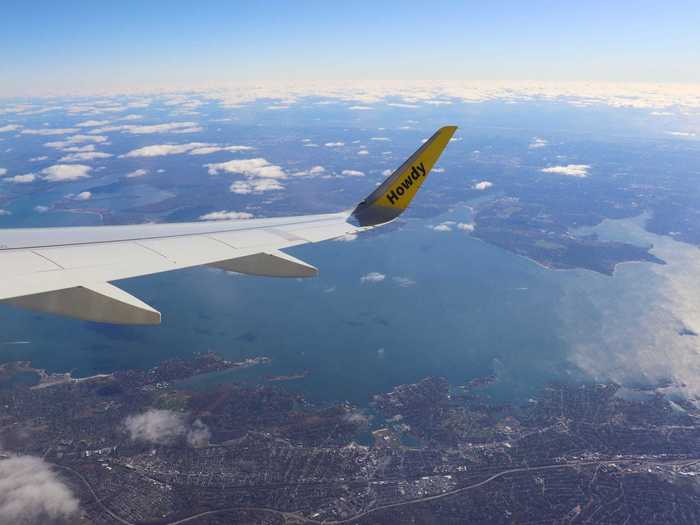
0,126 -> 457,324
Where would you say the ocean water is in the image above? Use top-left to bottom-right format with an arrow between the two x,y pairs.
1,204 -> 699,405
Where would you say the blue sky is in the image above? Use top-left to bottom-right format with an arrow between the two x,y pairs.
2,0 -> 699,96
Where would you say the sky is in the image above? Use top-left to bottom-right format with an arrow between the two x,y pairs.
1,0 -> 699,96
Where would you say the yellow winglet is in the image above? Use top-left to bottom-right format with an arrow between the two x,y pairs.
351,126 -> 457,226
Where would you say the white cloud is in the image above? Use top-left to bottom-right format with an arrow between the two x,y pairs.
68,191 -> 92,201
186,419 -> 211,448
473,180 -> 493,190
457,222 -> 475,232
206,158 -> 286,179
34,205 -> 49,213
230,179 -> 284,193
324,142 -> 345,147
75,119 -> 110,127
122,142 -> 252,158
393,276 -> 416,287
387,102 -> 419,108
0,168 -> 6,176
199,210 -> 254,220
361,272 -> 386,283
0,209 -> 11,216
529,137 -> 548,149
124,409 -> 210,447
541,164 -> 590,177
124,409 -> 186,445
342,169 -> 365,177
6,174 -> 36,183
382,169 -> 392,176
348,106 -> 373,110
126,168 -> 149,178
432,167 -> 445,173
45,134 -> 108,150
58,151 -> 112,162
0,455 -> 80,525
20,128 -> 77,136
357,149 -> 369,156
122,143 -> 207,157
0,124 -> 20,133
92,121 -> 202,135
433,223 -> 453,232
370,137 -> 390,141
188,145 -> 253,155
29,156 -> 48,162
41,164 -> 92,182
292,165 -> 325,177
666,131 -> 696,137
119,114 -> 143,121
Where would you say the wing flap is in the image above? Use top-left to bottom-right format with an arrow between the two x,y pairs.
208,250 -> 318,278
6,282 -> 161,325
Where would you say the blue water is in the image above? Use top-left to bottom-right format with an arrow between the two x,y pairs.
0,204 -> 580,405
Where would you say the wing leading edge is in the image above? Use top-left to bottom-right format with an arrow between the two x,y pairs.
0,126 -> 457,324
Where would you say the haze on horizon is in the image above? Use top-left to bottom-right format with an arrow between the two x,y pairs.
2,0 -> 699,97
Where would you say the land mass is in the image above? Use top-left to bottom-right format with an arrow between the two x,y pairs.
1,355 -> 699,524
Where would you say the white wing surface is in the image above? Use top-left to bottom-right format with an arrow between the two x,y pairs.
0,126 -> 457,324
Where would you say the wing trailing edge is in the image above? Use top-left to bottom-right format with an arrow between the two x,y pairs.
7,282 -> 161,325
207,250 -> 318,278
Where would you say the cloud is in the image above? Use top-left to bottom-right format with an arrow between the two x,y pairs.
292,165 -> 325,177
0,209 -> 11,216
342,169 -> 365,177
382,169 -> 392,176
6,174 -> 36,183
0,168 -> 6,176
473,180 -> 493,190
206,158 -> 286,179
188,145 -> 253,155
29,156 -> 48,162
432,167 -> 445,173
0,455 -> 80,525
186,419 -> 211,448
324,142 -> 344,147
34,205 -> 49,213
361,272 -> 386,283
122,143 -> 252,158
370,137 -> 390,141
68,191 -> 92,201
541,164 -> 590,177
666,131 -> 696,137
392,276 -> 416,287
387,102 -> 419,108
199,210 -> 254,220
41,164 -> 91,182
348,106 -> 373,110
457,222 -> 475,232
45,134 -> 108,150
124,409 -> 210,447
122,143 -> 207,157
124,409 -> 186,445
357,149 -> 369,155
58,151 -> 112,162
230,179 -> 284,193
0,125 -> 20,133
92,121 -> 202,135
75,119 -> 110,127
433,223 -> 453,232
20,128 -> 78,136
126,168 -> 149,178
529,137 -> 548,149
